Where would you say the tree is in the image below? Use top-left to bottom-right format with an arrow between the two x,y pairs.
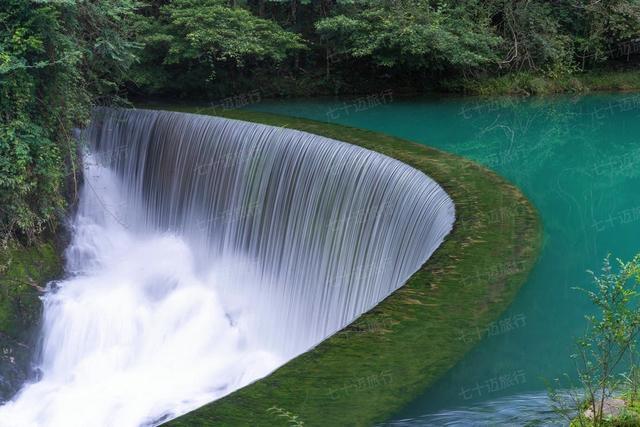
0,0 -> 139,243
315,0 -> 500,74
566,0 -> 640,69
491,0 -> 574,73
550,254 -> 640,426
129,0 -> 304,95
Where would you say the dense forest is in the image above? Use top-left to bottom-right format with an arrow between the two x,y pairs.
2,0 -> 640,243
129,0 -> 640,98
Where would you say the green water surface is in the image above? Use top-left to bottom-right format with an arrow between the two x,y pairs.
246,93 -> 640,424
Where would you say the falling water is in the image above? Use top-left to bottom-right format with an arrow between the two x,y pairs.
0,108 -> 454,426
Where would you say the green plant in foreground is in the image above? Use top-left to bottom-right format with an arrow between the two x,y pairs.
551,254 -> 640,426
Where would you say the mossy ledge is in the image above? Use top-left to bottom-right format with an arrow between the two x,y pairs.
140,106 -> 543,427
0,239 -> 63,399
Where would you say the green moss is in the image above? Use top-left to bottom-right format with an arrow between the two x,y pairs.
0,239 -> 63,398
0,241 -> 62,340
142,107 -> 543,426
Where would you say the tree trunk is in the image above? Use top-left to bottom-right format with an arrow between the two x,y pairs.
320,0 -> 333,17
291,0 -> 298,24
326,47 -> 331,78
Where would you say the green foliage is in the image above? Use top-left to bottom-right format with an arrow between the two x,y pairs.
550,254 -> 640,426
3,0 -> 640,242
491,0 -> 574,73
315,0 -> 500,70
564,0 -> 640,68
129,0 -> 303,95
0,0 -> 138,242
166,0 -> 304,65
128,0 -> 640,99
0,121 -> 62,241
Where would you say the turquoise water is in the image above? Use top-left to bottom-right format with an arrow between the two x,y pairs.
247,94 -> 640,424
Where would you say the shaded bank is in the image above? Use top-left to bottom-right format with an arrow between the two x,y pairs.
452,70 -> 640,96
146,107 -> 543,426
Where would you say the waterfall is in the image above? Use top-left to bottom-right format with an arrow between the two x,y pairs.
0,108 -> 454,426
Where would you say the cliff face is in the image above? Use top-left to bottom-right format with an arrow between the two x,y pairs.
0,241 -> 62,401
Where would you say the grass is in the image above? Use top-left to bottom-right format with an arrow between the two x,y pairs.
139,106 -> 544,426
452,69 -> 640,96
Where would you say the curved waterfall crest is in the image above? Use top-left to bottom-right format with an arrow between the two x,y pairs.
86,108 -> 455,346
0,108 -> 454,426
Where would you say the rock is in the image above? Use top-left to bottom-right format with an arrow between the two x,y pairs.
583,398 -> 627,419
0,241 -> 62,401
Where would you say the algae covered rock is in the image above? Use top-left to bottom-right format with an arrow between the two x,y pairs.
0,242 -> 62,401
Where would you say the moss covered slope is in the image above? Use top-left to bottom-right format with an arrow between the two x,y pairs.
0,241 -> 62,399
150,107 -> 543,426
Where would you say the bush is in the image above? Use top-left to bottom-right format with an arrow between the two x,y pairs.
550,254 -> 640,426
0,0 -> 138,243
